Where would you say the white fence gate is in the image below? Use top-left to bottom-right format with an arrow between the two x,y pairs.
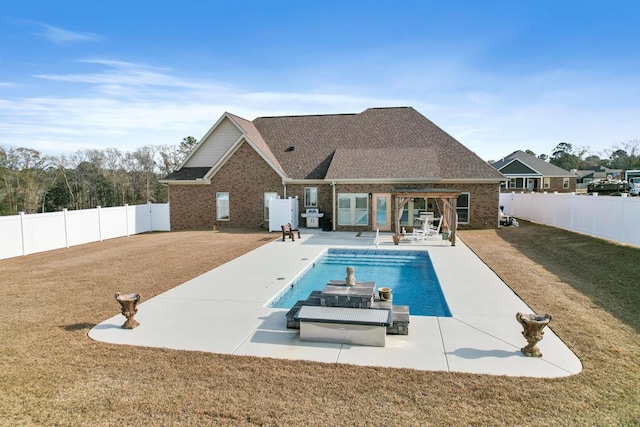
500,192 -> 640,247
0,203 -> 170,260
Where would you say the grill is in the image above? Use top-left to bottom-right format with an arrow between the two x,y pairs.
301,208 -> 324,228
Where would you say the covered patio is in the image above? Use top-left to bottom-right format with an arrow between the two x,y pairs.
392,188 -> 460,246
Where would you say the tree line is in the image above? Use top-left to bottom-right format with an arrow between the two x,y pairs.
0,137 -> 197,215
525,140 -> 640,173
1,137 -> 638,216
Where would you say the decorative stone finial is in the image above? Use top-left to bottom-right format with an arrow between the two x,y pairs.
345,266 -> 356,286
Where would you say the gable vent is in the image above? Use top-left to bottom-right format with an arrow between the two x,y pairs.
285,145 -> 295,152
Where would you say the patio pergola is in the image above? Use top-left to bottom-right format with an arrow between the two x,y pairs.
392,188 -> 460,246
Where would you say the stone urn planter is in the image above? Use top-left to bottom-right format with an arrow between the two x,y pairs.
115,292 -> 141,329
378,287 -> 392,301
516,312 -> 552,357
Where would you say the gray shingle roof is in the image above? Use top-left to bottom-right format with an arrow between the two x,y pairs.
166,107 -> 504,182
253,107 -> 503,181
492,150 -> 575,177
163,167 -> 210,180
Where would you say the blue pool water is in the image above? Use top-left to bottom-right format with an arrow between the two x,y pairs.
270,249 -> 452,317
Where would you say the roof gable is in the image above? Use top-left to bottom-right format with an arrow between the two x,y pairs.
168,112 -> 286,182
499,159 -> 539,175
183,116 -> 241,168
493,150 -> 575,177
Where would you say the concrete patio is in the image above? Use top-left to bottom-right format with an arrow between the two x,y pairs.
89,229 -> 582,378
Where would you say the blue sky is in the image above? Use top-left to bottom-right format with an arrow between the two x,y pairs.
1,1 -> 638,161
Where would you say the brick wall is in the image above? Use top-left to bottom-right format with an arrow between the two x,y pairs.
328,182 -> 500,231
284,184 -> 333,227
548,177 -> 576,193
169,148 -> 501,231
168,185 -> 215,230
452,183 -> 501,229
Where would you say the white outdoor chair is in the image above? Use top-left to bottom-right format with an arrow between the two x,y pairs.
412,216 -> 440,242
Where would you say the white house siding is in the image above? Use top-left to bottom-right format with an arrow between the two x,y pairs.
184,117 -> 242,167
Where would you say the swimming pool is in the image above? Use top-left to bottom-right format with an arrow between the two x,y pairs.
269,248 -> 452,317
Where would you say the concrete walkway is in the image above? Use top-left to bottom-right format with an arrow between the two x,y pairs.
89,229 -> 582,378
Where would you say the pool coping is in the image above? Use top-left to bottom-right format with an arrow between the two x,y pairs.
89,229 -> 583,378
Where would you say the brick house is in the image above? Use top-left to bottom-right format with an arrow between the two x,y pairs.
491,150 -> 577,193
162,107 -> 505,235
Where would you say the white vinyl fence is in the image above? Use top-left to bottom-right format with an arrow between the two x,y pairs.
500,192 -> 640,247
0,203 -> 170,260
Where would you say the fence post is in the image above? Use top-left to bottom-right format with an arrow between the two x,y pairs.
63,208 -> 69,248
591,196 -> 597,237
125,204 -> 130,236
510,191 -> 516,217
97,206 -> 103,241
148,201 -> 152,232
19,211 -> 26,256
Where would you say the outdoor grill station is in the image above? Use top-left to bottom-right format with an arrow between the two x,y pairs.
301,208 -> 324,228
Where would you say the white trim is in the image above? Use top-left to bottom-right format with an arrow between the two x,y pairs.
159,178 -> 211,184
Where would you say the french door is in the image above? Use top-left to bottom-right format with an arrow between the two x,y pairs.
371,193 -> 391,231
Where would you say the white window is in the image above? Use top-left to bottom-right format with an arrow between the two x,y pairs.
264,192 -> 278,220
216,192 -> 229,221
456,192 -> 470,224
563,178 -> 570,189
304,187 -> 317,207
543,177 -> 550,189
337,193 -> 368,226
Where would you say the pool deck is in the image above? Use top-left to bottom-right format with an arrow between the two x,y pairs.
89,229 -> 582,378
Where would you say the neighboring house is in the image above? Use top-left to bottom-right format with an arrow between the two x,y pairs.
161,107 -> 505,234
491,150 -> 577,193
573,166 -> 623,186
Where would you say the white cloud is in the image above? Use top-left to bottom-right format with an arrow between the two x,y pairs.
1,58 -> 638,161
31,23 -> 102,45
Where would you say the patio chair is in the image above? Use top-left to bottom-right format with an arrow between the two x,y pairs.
281,223 -> 301,241
412,217 -> 441,242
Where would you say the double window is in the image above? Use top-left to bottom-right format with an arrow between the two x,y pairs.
337,193 -> 368,226
510,178 -> 525,188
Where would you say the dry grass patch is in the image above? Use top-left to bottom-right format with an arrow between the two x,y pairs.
0,225 -> 639,425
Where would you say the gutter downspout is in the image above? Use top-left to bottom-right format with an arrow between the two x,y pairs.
283,181 -> 287,199
332,181 -> 336,231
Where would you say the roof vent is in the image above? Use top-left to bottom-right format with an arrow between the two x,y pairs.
285,145 -> 295,152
